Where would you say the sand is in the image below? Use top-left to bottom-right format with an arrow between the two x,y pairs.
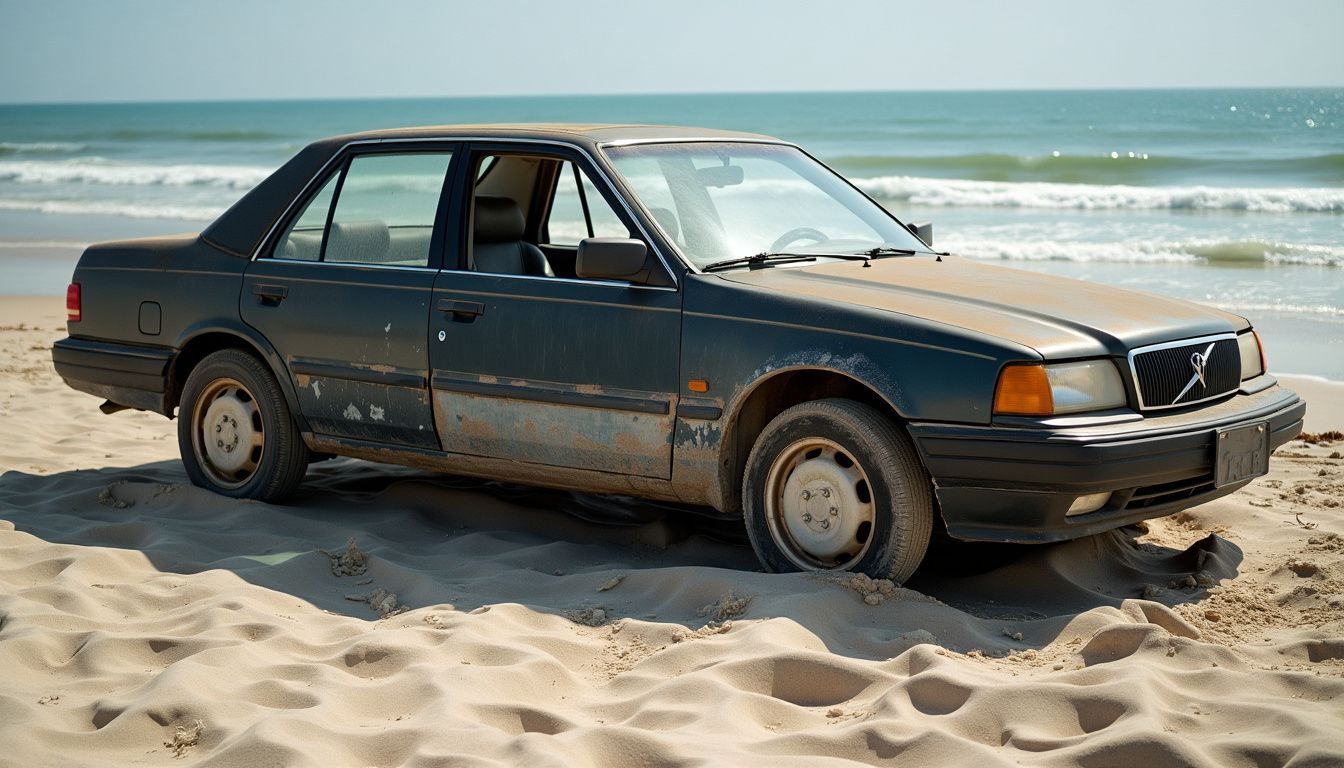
1,295 -> 1342,767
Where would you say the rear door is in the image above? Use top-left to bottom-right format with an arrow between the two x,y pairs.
242,146 -> 457,448
428,145 -> 683,478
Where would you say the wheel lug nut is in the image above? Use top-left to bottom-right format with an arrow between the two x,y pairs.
801,490 -> 811,500
215,424 -> 221,432
820,519 -> 830,530
217,440 -> 223,447
830,507 -> 838,516
821,488 -> 831,498
802,513 -> 813,523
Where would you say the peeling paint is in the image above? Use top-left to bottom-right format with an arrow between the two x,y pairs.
369,404 -> 386,421
311,381 -> 322,399
343,404 -> 362,421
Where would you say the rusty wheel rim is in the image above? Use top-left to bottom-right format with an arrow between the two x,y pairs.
764,437 -> 876,570
191,377 -> 263,489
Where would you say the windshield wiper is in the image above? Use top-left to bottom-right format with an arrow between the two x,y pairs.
702,252 -> 817,273
860,247 -> 917,257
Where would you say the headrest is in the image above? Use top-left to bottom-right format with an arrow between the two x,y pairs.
474,196 -> 526,242
648,207 -> 679,242
326,220 -> 389,263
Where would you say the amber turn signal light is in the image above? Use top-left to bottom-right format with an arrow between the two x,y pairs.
687,379 -> 709,393
993,364 -> 1053,416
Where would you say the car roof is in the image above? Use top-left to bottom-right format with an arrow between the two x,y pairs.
201,123 -> 790,257
333,123 -> 787,147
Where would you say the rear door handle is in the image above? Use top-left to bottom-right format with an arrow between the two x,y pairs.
252,283 -> 289,305
437,298 -> 484,319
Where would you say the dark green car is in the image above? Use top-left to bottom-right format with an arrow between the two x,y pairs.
53,124 -> 1306,581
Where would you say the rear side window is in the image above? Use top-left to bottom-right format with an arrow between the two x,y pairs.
544,162 -> 630,246
273,152 -> 452,267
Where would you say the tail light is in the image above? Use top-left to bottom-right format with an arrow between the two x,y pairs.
66,282 -> 81,322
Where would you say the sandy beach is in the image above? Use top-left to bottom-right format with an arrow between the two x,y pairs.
1,295 -> 1342,766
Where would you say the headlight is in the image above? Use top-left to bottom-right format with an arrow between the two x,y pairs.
1238,330 -> 1265,380
994,360 -> 1128,416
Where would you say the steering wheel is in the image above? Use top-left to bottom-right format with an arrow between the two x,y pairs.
769,227 -> 829,252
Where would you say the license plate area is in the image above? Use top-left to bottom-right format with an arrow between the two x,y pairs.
1214,422 -> 1270,488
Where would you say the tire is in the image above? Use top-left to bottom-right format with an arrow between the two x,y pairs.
742,398 -> 933,582
177,349 -> 309,502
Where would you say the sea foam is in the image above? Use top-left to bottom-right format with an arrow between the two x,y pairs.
0,159 -> 271,189
856,175 -> 1344,213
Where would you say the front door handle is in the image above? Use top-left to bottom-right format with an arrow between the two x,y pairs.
437,298 -> 485,319
252,283 -> 289,305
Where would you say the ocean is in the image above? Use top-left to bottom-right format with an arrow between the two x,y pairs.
1,89 -> 1341,377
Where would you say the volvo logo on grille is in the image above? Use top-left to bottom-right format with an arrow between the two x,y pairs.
1173,342 -> 1216,403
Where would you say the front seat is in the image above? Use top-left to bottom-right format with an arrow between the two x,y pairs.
472,196 -> 553,277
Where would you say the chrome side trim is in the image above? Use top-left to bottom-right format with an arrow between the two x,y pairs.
1127,332 -> 1238,411
248,136 -> 684,289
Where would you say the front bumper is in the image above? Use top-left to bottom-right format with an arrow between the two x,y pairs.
908,378 -> 1305,543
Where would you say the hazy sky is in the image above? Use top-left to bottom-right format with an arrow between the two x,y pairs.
2,0 -> 1342,103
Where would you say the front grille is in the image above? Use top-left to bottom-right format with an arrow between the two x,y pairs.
1129,335 -> 1240,411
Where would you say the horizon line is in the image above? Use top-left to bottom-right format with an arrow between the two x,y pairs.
3,84 -> 1343,109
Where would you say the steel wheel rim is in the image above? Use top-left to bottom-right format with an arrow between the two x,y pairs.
191,376 -> 264,489
763,437 -> 876,570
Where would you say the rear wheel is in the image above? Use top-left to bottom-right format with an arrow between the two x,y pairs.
177,349 -> 308,501
742,398 -> 933,582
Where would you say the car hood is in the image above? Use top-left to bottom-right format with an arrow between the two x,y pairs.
715,256 -> 1249,358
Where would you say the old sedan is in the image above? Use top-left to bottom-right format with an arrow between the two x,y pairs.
53,124 -> 1306,581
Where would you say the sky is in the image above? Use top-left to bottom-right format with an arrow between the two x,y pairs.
1,0 -> 1342,104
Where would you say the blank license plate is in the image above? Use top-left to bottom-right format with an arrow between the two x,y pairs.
1214,422 -> 1270,488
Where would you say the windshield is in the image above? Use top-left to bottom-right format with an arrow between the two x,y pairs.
603,142 -> 929,269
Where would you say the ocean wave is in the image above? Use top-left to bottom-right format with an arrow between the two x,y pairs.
0,159 -> 271,189
830,152 -> 1344,185
0,198 -> 221,221
0,142 -> 88,155
947,237 -> 1344,267
857,176 -> 1344,212
1203,301 -> 1344,318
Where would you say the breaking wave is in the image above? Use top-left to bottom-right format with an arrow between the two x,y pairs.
0,158 -> 271,189
947,237 -> 1344,267
0,198 -> 221,221
856,175 -> 1344,213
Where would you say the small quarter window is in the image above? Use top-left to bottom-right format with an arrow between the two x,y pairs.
275,173 -> 337,261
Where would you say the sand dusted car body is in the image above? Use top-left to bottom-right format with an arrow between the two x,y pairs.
53,124 -> 1305,579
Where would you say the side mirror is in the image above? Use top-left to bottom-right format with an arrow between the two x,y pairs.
576,238 -> 648,282
907,221 -> 933,247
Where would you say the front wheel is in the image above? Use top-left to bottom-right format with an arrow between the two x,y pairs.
177,349 -> 309,502
742,398 -> 933,582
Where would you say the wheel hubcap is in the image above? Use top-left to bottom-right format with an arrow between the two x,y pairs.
192,378 -> 263,488
764,438 -> 875,570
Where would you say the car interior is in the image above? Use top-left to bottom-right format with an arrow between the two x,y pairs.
470,152 -> 638,279
275,150 -> 672,282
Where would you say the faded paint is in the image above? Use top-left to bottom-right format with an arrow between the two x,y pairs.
304,432 -> 684,502
718,256 -> 1249,359
433,391 -> 672,478
343,404 -> 363,421
311,380 -> 321,399
369,404 -> 386,421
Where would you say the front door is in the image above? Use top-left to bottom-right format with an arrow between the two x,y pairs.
428,148 -> 682,478
242,147 -> 456,448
